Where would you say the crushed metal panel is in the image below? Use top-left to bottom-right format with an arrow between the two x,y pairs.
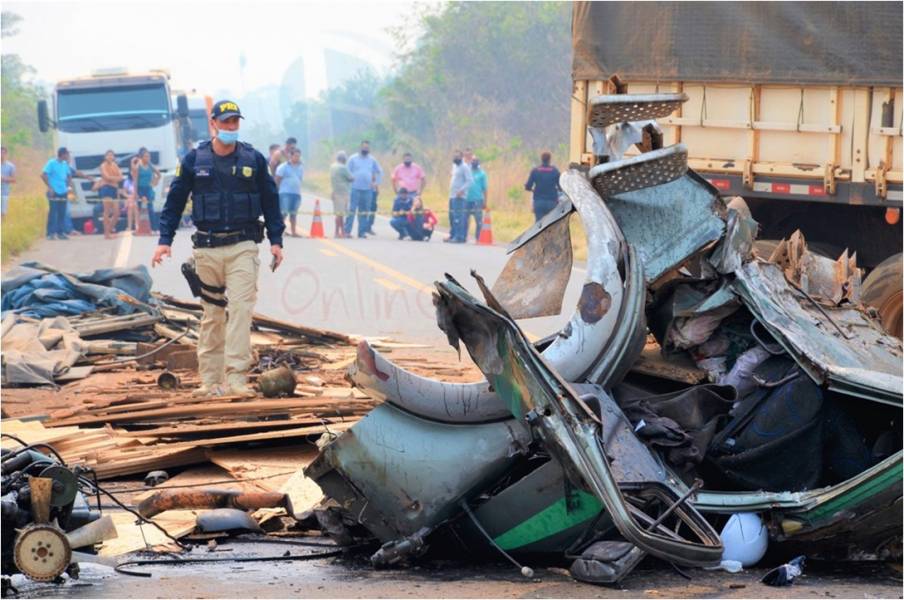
492,215 -> 574,320
708,205 -> 759,275
733,261 -> 903,405
305,403 -> 531,543
767,230 -> 862,306
434,274 -> 723,567
506,198 -> 574,254
605,171 -> 725,284
348,340 -> 510,423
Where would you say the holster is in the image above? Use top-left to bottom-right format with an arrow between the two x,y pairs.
181,259 -> 228,307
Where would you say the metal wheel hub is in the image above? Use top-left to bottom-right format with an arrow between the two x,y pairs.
13,524 -> 72,582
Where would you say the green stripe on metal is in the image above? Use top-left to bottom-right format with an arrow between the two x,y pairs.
801,460 -> 903,524
494,490 -> 603,550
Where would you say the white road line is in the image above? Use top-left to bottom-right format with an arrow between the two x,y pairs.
114,232 -> 133,268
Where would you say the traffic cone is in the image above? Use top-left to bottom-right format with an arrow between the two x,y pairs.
310,198 -> 325,238
477,209 -> 494,245
136,202 -> 152,236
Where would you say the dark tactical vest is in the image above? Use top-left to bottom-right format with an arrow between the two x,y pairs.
191,141 -> 262,229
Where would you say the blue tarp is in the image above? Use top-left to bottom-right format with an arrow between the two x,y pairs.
1,262 -> 154,319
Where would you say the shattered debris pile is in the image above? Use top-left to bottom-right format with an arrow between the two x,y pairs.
303,91 -> 903,585
0,266 -> 428,481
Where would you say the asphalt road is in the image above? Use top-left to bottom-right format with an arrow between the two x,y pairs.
7,191 -> 583,346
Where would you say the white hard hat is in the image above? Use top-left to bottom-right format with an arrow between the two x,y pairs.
720,512 -> 768,567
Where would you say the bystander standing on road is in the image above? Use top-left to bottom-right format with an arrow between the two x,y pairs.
391,152 -> 426,198
345,140 -> 382,239
268,144 -> 281,175
131,148 -> 161,231
151,100 -> 284,399
40,147 -> 91,240
122,174 -> 137,233
444,150 -> 473,243
330,151 -> 353,238
269,137 -> 297,175
390,187 -> 414,240
275,148 -> 304,237
465,156 -> 487,242
524,151 -> 561,222
1,146 -> 16,217
97,150 -> 124,238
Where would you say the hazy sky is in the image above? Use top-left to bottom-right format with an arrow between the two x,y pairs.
4,0 -> 425,99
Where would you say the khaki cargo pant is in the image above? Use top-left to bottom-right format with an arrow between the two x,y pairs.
193,240 -> 260,387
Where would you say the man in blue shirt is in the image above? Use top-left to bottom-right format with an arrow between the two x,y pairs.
275,148 -> 304,237
389,187 -> 414,240
445,150 -> 473,243
465,157 -> 488,242
40,147 -> 90,240
151,100 -> 285,399
345,140 -> 383,239
524,151 -> 562,222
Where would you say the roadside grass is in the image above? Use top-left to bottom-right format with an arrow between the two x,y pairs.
302,162 -> 588,262
1,147 -> 52,265
2,195 -> 47,264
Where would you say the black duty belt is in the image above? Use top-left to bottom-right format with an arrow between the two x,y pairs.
191,222 -> 264,248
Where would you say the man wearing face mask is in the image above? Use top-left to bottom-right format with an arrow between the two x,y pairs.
391,152 -> 426,198
152,100 -> 285,399
445,150 -> 473,243
345,140 -> 383,239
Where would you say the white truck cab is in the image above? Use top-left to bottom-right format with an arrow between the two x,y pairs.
38,68 -> 188,226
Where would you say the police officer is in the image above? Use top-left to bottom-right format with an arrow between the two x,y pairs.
151,100 -> 285,398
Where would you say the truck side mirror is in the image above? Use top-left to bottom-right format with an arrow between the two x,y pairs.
176,94 -> 189,119
37,100 -> 50,133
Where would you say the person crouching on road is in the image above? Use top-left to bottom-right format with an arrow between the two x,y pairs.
408,196 -> 438,241
275,147 -> 303,237
390,187 -> 414,240
151,100 -> 285,399
330,151 -> 354,238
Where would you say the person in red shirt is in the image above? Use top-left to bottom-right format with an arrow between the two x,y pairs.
408,196 -> 438,241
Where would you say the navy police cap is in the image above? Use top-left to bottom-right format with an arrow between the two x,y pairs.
211,100 -> 244,121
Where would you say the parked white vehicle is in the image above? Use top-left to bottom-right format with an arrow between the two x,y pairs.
38,69 -> 188,226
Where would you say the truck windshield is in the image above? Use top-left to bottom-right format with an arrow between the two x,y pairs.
189,110 -> 210,142
57,83 -> 171,133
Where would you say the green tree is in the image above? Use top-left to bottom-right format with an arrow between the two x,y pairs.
1,11 -> 49,151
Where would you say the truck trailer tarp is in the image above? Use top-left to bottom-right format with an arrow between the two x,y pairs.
572,1 -> 903,86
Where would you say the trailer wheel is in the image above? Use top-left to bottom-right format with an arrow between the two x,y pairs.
861,253 -> 903,339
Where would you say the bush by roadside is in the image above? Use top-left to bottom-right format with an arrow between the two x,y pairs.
2,195 -> 46,263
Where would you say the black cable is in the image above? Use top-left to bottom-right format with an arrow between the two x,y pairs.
0,435 -> 68,465
224,536 -> 367,549
78,475 -> 192,550
114,548 -> 344,577
460,500 -> 534,579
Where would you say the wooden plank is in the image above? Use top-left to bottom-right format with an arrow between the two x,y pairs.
100,510 -> 199,557
46,396 -> 365,427
161,422 -> 354,450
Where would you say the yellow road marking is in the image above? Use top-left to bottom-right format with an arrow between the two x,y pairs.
318,248 -> 337,257
318,237 -> 434,294
374,277 -> 403,291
